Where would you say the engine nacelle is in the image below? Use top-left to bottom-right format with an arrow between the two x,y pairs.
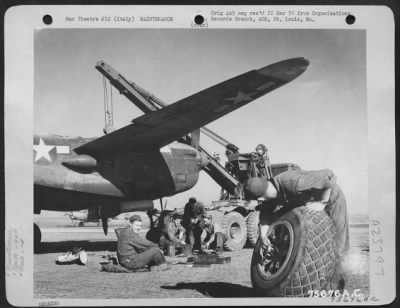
119,200 -> 154,213
86,200 -> 154,223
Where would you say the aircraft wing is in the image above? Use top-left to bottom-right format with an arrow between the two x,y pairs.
75,57 -> 309,155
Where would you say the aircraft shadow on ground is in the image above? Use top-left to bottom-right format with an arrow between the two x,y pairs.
161,282 -> 260,297
35,241 -> 117,254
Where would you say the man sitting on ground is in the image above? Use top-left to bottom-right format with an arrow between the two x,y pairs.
117,214 -> 170,271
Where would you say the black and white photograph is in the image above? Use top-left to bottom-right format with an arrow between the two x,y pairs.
4,5 -> 395,306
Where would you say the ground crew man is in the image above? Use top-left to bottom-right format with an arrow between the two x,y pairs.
255,144 -> 267,157
117,215 -> 170,271
201,213 -> 227,254
159,212 -> 186,252
172,214 -> 186,244
244,169 -> 350,289
254,144 -> 269,178
182,198 -> 206,251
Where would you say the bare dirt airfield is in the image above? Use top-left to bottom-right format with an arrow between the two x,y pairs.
34,213 -> 369,299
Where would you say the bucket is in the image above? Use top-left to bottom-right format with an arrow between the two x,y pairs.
182,244 -> 192,256
166,244 -> 176,257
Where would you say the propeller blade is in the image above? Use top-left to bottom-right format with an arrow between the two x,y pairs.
99,205 -> 109,235
101,216 -> 108,235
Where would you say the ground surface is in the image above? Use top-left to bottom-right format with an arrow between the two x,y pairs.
34,218 -> 369,299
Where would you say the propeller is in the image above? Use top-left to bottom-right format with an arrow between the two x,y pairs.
99,206 -> 109,235
101,216 -> 108,235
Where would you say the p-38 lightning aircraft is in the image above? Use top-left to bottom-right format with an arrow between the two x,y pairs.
34,57 -> 309,244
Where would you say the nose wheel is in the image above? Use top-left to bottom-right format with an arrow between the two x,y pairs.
34,223 -> 42,247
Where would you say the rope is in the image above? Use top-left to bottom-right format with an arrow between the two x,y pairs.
110,81 -> 113,126
102,76 -> 115,129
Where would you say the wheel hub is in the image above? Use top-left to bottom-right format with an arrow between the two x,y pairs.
230,222 -> 242,240
257,220 -> 294,280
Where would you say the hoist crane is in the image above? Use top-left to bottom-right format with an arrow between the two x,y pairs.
95,59 -> 301,252
96,60 -> 241,197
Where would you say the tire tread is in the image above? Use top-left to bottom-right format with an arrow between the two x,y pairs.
222,211 -> 247,251
246,211 -> 259,247
251,207 -> 337,297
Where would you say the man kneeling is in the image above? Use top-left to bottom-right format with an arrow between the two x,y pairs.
117,215 -> 170,271
159,212 -> 186,254
201,213 -> 226,254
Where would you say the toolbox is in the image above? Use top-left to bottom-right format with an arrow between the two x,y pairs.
189,254 -> 231,265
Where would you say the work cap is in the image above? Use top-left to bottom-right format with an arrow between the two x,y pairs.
129,214 -> 142,223
172,212 -> 183,219
256,144 -> 266,151
189,197 -> 197,203
256,144 -> 267,155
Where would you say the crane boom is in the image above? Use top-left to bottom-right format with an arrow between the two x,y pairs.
95,61 -> 159,113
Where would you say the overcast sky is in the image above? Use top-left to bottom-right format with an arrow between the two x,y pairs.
35,29 -> 367,216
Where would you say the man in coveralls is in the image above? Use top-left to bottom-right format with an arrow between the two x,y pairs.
201,213 -> 227,254
159,212 -> 186,252
117,215 -> 170,271
245,169 -> 350,289
182,197 -> 207,251
254,144 -> 268,178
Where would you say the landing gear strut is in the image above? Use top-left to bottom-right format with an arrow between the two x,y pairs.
34,223 -> 41,247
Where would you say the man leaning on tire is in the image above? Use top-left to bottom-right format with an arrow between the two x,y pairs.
244,169 -> 350,290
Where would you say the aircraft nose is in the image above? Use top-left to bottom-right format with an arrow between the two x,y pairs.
257,57 -> 310,82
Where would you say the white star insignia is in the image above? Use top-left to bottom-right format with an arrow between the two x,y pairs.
33,138 -> 55,162
224,91 -> 257,105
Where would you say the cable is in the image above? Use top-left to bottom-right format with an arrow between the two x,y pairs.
110,81 -> 114,126
102,76 -> 108,127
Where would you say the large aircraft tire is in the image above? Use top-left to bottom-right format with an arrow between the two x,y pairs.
246,211 -> 260,248
222,211 -> 247,251
34,223 -> 41,247
251,207 -> 337,297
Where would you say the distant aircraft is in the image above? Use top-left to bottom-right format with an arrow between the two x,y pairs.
65,209 -> 129,227
65,210 -> 92,227
34,57 -> 309,244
